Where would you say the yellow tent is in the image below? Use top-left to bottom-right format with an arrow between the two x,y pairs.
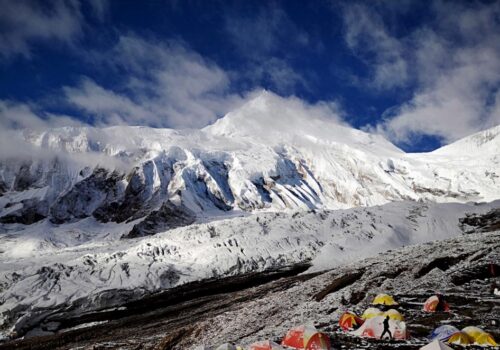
462,327 -> 498,346
476,333 -> 498,347
361,307 -> 383,319
384,309 -> 404,321
372,293 -> 398,306
447,332 -> 472,345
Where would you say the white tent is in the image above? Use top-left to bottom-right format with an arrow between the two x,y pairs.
350,315 -> 408,339
419,340 -> 454,350
216,344 -> 238,350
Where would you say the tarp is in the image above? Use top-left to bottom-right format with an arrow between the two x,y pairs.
248,340 -> 285,350
372,293 -> 398,306
419,340 -> 454,350
281,325 -> 331,350
350,316 -> 408,340
423,295 -> 450,312
339,312 -> 364,331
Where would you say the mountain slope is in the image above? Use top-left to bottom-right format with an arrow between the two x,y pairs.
0,200 -> 497,338
0,92 -> 499,235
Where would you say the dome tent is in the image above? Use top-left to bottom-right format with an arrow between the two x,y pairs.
462,326 -> 498,346
361,307 -> 383,319
281,325 -> 331,349
447,332 -> 472,345
429,325 -> 460,342
339,312 -> 364,331
419,340 -> 454,350
384,309 -> 404,321
195,344 -> 243,350
248,340 -> 285,350
475,333 -> 498,346
423,295 -> 450,312
216,344 -> 243,350
350,315 -> 408,340
372,293 -> 398,306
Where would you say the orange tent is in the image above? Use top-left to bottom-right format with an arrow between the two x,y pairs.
339,312 -> 364,331
423,296 -> 450,312
281,325 -> 331,350
248,340 -> 285,350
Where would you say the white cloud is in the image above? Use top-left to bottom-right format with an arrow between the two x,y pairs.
0,0 -> 110,60
65,35 -> 250,128
346,1 -> 500,144
0,100 -> 84,130
0,100 -> 87,160
342,3 -> 409,90
224,5 -> 311,94
0,1 -> 83,59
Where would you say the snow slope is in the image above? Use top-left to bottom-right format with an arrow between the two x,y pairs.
0,200 -> 498,337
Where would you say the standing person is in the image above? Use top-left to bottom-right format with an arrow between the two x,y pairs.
380,316 -> 393,340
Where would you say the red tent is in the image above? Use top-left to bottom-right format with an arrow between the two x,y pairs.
423,295 -> 450,312
339,312 -> 364,331
281,325 -> 331,350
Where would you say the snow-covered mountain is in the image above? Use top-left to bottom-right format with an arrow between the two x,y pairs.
0,91 -> 499,340
0,92 -> 499,237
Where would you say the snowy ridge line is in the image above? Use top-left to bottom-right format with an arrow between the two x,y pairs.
0,92 -> 499,232
0,200 -> 498,338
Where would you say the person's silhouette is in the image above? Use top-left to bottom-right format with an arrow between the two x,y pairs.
380,316 -> 393,340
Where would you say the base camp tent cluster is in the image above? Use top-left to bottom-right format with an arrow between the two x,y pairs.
196,293 -> 497,349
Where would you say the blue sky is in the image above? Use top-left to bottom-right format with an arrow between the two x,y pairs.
1,0 -> 499,152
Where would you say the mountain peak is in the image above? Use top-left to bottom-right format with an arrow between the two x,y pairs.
205,90 -> 402,155
432,124 -> 500,156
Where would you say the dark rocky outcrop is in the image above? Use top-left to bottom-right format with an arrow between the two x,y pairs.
0,199 -> 48,225
123,201 -> 196,239
50,168 -> 125,224
0,180 -> 6,196
460,208 -> 500,233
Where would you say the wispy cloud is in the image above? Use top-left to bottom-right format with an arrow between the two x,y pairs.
224,4 -> 312,94
342,3 -> 409,90
346,1 -> 500,144
0,0 -> 109,60
65,35 -> 250,128
0,0 -> 83,59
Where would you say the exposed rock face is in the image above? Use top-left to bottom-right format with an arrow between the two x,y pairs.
0,198 -> 47,225
460,208 -> 500,233
50,168 -> 125,224
124,201 -> 196,238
